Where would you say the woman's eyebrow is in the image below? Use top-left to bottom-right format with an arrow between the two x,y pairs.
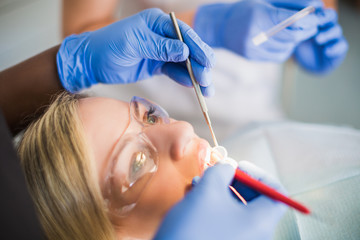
133,100 -> 140,117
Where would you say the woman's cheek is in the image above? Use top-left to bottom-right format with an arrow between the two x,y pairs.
138,160 -> 188,211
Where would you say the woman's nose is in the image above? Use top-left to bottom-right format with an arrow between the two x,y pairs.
144,121 -> 195,160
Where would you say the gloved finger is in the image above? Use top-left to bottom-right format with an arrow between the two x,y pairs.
231,161 -> 285,202
252,48 -> 292,62
200,82 -> 215,97
197,164 -> 236,191
138,28 -> 190,62
161,62 -> 193,87
316,8 -> 338,27
324,37 -> 349,57
246,196 -> 288,224
260,35 -> 294,50
273,10 -> 318,43
267,0 -> 323,10
315,23 -> 342,45
237,161 -> 286,194
147,9 -> 216,68
177,21 -> 216,69
255,39 -> 295,61
162,60 -> 215,96
251,42 -> 294,62
190,59 -> 212,87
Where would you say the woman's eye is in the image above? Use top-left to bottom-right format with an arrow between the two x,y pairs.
143,107 -> 160,125
146,114 -> 158,124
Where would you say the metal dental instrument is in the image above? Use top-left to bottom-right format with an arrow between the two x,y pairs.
169,12 -> 218,147
252,5 -> 315,46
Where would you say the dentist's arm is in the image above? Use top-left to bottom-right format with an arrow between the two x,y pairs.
63,0 -> 119,37
62,0 -> 193,37
0,46 -> 63,134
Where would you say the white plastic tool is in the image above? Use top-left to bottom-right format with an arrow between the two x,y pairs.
252,6 -> 315,46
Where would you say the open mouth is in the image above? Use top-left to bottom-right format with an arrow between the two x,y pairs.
197,139 -> 211,174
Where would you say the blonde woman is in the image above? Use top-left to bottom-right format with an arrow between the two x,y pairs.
1,9 -> 284,239
18,92 -> 286,239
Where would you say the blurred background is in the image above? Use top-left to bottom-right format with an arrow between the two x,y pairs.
1,0 -> 359,129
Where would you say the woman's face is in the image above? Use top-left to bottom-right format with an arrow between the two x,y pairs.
78,97 -> 210,239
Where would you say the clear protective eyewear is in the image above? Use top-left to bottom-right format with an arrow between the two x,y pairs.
102,96 -> 170,217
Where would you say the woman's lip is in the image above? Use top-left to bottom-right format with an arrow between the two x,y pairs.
197,139 -> 211,174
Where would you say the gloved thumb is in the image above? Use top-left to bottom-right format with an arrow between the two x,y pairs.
238,161 -> 284,190
140,28 -> 189,62
237,161 -> 287,194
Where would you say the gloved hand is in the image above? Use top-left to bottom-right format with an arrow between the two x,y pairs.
154,162 -> 287,240
193,0 -> 320,62
294,9 -> 348,74
267,0 -> 348,74
57,8 -> 215,96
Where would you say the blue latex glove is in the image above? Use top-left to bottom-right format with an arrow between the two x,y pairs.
267,0 -> 348,74
194,0 -> 321,62
154,162 -> 287,240
57,8 -> 215,96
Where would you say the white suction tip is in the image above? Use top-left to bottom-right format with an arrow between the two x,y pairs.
252,32 -> 268,46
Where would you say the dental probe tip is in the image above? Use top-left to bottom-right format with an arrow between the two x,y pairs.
203,111 -> 218,147
209,124 -> 218,147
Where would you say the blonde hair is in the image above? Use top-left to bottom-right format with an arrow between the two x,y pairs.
18,92 -> 116,240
